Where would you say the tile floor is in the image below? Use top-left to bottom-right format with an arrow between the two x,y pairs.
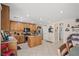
17,40 -> 63,56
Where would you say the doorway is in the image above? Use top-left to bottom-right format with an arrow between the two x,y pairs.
59,23 -> 64,41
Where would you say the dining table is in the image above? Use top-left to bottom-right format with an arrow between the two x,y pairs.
69,46 -> 79,56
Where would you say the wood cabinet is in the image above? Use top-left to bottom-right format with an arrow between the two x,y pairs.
24,23 -> 37,32
29,24 -> 37,32
1,4 -> 10,31
28,36 -> 42,48
26,23 -> 30,28
10,21 -> 37,32
10,21 -> 17,31
35,36 -> 42,45
14,35 -> 25,44
10,21 -> 24,31
19,35 -> 25,43
17,23 -> 24,31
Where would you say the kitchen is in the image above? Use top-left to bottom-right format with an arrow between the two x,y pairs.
1,4 -> 43,56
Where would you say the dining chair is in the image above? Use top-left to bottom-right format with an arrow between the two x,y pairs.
1,43 -> 15,56
66,40 -> 73,52
57,43 -> 69,56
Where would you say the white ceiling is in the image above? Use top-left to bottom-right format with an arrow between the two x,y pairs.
7,3 -> 79,25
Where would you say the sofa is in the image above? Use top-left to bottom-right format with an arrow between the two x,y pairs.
67,34 -> 79,46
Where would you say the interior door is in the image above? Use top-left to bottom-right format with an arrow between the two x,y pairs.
59,23 -> 64,41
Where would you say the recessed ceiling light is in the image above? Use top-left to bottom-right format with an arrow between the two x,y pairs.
26,14 -> 30,17
40,17 -> 42,21
60,10 -> 63,14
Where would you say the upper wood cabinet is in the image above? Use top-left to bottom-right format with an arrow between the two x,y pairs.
17,22 -> 24,31
23,23 -> 30,29
29,24 -> 37,32
10,21 -> 17,31
10,21 -> 37,32
10,21 -> 24,31
1,4 -> 10,31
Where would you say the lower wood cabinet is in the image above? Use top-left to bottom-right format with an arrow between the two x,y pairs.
14,35 -> 25,44
28,36 -> 42,48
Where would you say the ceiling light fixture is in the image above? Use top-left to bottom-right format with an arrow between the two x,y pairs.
60,10 -> 63,14
40,17 -> 42,21
26,14 -> 30,17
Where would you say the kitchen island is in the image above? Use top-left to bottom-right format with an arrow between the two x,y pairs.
28,35 -> 42,48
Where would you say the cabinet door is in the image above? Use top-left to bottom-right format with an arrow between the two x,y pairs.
20,23 -> 24,31
29,24 -> 36,32
35,36 -> 42,45
1,4 -> 10,31
14,35 -> 20,44
17,23 -> 24,31
29,24 -> 33,32
23,23 -> 26,28
11,22 -> 24,31
33,24 -> 37,31
19,36 -> 24,43
28,37 -> 36,47
11,22 -> 17,31
25,23 -> 29,28
23,23 -> 30,28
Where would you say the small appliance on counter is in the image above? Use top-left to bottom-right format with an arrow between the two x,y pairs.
23,28 -> 31,42
23,28 -> 31,35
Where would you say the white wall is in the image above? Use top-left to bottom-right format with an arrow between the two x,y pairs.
46,19 -> 79,43
6,3 -> 79,25
54,19 -> 79,43
42,19 -> 79,43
